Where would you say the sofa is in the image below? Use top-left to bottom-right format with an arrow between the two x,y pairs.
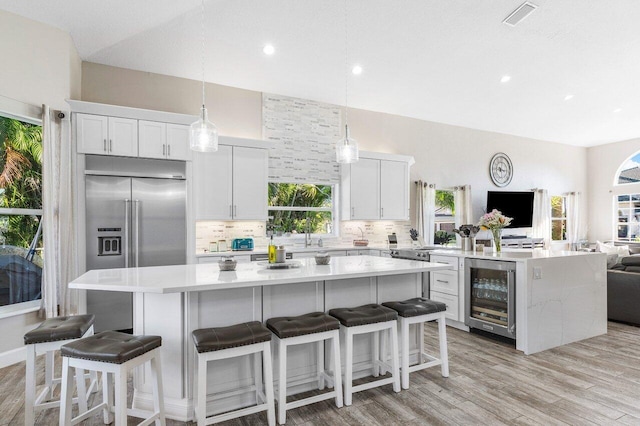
608,254 -> 640,325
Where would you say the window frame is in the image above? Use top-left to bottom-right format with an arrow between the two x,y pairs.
550,195 -> 567,242
267,182 -> 339,238
614,192 -> 640,242
0,106 -> 44,313
434,188 -> 456,245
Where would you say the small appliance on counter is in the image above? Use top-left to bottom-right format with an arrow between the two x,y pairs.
388,233 -> 398,249
232,238 -> 254,251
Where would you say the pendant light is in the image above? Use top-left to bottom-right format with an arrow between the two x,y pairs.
336,0 -> 359,164
190,0 -> 218,152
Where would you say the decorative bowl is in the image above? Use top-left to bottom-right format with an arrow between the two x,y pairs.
218,257 -> 237,271
315,252 -> 331,265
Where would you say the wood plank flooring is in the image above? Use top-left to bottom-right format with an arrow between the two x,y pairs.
3,321 -> 640,425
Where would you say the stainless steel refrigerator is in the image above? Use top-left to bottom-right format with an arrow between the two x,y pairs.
85,158 -> 186,331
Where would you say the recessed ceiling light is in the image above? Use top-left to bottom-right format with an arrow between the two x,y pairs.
614,108 -> 622,113
500,75 -> 511,83
263,44 -> 275,55
564,94 -> 574,101
352,65 -> 363,75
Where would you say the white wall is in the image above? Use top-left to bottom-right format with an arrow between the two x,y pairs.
0,10 -> 82,360
83,62 -> 589,238
587,137 -> 640,242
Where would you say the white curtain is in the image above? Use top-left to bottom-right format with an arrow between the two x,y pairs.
41,106 -> 77,318
454,185 -> 473,227
566,192 -> 581,249
416,181 -> 436,245
532,189 -> 551,248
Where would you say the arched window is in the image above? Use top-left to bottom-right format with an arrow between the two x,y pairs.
615,151 -> 640,185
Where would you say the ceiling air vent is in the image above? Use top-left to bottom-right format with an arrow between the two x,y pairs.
503,2 -> 538,27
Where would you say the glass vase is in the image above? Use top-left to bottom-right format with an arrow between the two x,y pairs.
492,228 -> 502,253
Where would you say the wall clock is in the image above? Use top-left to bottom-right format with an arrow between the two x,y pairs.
489,153 -> 513,187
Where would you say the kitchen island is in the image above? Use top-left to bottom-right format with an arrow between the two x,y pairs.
70,255 -> 452,421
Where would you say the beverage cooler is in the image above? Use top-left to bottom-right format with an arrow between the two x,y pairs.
465,258 -> 516,339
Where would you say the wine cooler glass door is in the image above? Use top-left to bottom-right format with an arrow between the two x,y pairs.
466,259 -> 516,338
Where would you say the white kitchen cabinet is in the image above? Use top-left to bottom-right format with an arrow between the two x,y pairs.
77,113 -> 138,157
193,145 -> 268,221
139,121 -> 190,161
429,254 -> 466,327
341,153 -> 412,221
380,160 -> 409,220
197,254 -> 251,264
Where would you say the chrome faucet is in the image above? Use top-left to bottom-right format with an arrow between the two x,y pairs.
305,222 -> 312,248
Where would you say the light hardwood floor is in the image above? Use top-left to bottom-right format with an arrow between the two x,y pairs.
4,321 -> 640,425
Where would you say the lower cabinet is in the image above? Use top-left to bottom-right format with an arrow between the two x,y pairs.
429,254 -> 465,325
197,254 -> 251,264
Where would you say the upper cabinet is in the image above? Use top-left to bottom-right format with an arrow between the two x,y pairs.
341,152 -> 413,221
77,113 -> 138,157
138,120 -> 190,161
193,139 -> 269,221
71,100 -> 196,161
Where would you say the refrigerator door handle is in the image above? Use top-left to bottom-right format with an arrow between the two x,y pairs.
124,199 -> 131,268
134,200 -> 140,267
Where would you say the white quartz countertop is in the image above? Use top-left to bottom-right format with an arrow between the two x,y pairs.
430,248 -> 601,261
70,255 -> 451,294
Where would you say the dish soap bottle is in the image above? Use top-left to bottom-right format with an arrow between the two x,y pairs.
268,235 -> 276,263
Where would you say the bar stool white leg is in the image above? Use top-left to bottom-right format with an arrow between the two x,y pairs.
331,333 -> 343,408
390,324 -> 401,393
262,342 -> 276,426
24,344 -> 36,426
371,331 -> 380,377
114,366 -> 128,425
317,341 -> 325,390
343,326 -> 354,406
195,355 -> 207,425
59,357 -> 73,426
254,350 -> 264,400
438,313 -> 450,377
419,322 -> 426,364
74,368 -> 88,414
45,350 -> 55,400
400,318 -> 411,389
150,351 -> 166,426
102,372 -> 114,424
277,338 -> 288,425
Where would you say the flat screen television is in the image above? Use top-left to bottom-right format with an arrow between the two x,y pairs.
486,191 -> 534,228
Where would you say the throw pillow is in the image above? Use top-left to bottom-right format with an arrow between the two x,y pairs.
596,241 -> 630,257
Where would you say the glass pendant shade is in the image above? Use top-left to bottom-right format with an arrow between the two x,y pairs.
190,105 -> 218,152
336,124 -> 359,164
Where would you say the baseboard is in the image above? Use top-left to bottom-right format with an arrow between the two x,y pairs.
0,346 -> 26,369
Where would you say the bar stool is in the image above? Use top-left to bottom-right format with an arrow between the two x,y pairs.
382,297 -> 449,389
192,321 -> 275,426
59,331 -> 165,426
23,314 -> 97,426
328,304 -> 400,406
266,312 -> 343,425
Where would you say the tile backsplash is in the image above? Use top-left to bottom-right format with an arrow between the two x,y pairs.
196,220 -> 413,253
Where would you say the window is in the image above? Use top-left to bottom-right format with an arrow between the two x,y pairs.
434,189 -> 455,244
616,152 -> 640,185
267,183 -> 335,235
615,193 -> 640,241
551,195 -> 566,241
0,113 -> 43,307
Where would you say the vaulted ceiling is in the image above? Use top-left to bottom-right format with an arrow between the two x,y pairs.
1,0 -> 639,147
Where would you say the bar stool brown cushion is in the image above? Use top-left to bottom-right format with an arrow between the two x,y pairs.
24,314 -> 95,345
329,304 -> 398,327
266,312 -> 339,339
382,297 -> 447,318
61,331 -> 161,364
192,321 -> 271,354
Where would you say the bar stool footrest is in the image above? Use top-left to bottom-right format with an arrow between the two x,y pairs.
208,403 -> 270,425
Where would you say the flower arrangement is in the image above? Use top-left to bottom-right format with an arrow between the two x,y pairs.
478,209 -> 513,252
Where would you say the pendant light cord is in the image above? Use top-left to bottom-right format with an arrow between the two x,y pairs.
344,0 -> 349,133
201,0 -> 206,110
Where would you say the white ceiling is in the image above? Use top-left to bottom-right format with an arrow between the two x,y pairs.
1,0 -> 639,147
